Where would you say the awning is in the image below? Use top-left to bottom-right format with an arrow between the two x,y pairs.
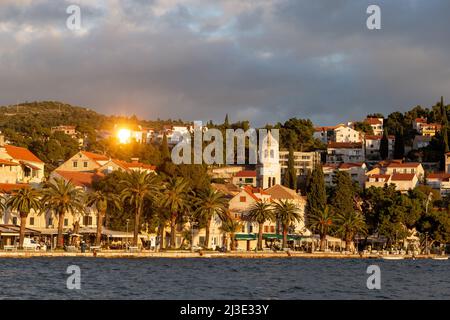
262,233 -> 299,241
234,233 -> 257,241
19,161 -> 41,170
0,224 -> 41,235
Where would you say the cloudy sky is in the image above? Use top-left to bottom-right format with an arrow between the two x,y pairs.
1,0 -> 450,126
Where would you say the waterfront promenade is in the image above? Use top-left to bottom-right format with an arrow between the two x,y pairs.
0,250 -> 442,259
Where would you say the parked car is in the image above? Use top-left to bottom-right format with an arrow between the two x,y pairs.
21,238 -> 41,251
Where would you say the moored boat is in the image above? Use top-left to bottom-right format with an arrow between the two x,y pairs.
381,255 -> 405,260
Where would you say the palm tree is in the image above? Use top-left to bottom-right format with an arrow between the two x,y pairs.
219,215 -> 242,251
42,178 -> 85,249
335,210 -> 367,252
159,177 -> 189,249
194,188 -> 228,249
0,194 -> 5,217
6,187 -> 41,249
246,201 -> 274,250
120,171 -> 159,247
273,200 -> 302,249
308,205 -> 335,251
86,190 -> 121,246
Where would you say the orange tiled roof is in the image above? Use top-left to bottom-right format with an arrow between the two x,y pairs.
55,170 -> 104,188
387,162 -> 421,168
391,173 -> 416,181
427,173 -> 450,180
81,151 -> 109,161
235,170 -> 257,177
365,118 -> 383,125
0,183 -> 30,193
4,145 -> 44,163
365,135 -> 395,140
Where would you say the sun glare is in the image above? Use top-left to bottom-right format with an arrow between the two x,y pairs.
117,128 -> 131,144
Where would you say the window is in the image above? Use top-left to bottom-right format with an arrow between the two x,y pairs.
12,217 -> 18,225
270,226 -> 275,233
73,161 -> 78,168
29,217 -> 35,226
83,161 -> 88,168
48,218 -> 53,226
249,225 -> 253,233
264,226 -> 269,233
64,219 -> 69,227
244,178 -> 253,183
240,196 -> 246,202
83,216 -> 93,226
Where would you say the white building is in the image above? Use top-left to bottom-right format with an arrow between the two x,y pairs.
256,131 -> 281,189
279,151 -> 321,178
364,134 -> 395,160
364,118 -> 384,136
326,142 -> 365,163
314,124 -> 362,144
323,162 -> 367,188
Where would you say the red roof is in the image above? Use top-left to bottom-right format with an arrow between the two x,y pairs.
415,118 -> 427,123
4,145 -> 44,163
314,126 -> 338,132
55,171 -> 104,188
327,142 -> 362,149
81,151 -> 109,161
235,170 -> 257,177
427,173 -> 450,180
323,162 -> 365,169
0,183 -> 30,193
387,162 -> 421,168
391,173 -> 416,181
365,118 -> 383,125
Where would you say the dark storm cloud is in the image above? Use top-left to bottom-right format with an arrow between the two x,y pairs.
1,0 -> 450,126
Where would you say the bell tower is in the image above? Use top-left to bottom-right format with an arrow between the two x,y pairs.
257,130 -> 281,189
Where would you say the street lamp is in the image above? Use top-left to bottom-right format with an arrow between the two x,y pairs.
126,219 -> 130,249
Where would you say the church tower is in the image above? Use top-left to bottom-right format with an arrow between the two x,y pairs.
257,131 -> 281,189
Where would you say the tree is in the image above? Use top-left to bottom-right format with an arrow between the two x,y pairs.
194,188 -> 228,249
246,201 -> 275,250
6,187 -> 41,249
308,205 -> 335,251
393,127 -> 405,159
120,171 -> 159,246
86,190 -> 121,246
160,133 -> 171,160
273,200 -> 301,249
306,163 -> 327,217
159,177 -> 189,249
224,114 -> 230,129
335,211 -> 367,252
379,128 -> 389,160
42,178 -> 85,249
331,171 -> 355,216
283,146 -> 297,190
219,216 -> 241,251
353,122 -> 374,135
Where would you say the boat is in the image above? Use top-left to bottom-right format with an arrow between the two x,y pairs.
381,255 -> 405,260
432,256 -> 449,260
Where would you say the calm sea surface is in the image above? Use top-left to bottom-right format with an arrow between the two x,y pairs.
0,258 -> 449,300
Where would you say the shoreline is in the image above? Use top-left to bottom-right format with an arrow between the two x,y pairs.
0,251 -> 443,259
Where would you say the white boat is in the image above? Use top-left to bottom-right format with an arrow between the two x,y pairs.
432,256 -> 448,260
381,255 -> 405,260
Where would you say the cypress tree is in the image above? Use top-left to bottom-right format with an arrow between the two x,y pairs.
306,163 -> 327,216
441,96 -> 449,153
393,127 -> 405,159
379,127 -> 389,160
287,147 -> 297,190
161,133 -> 170,160
331,171 -> 355,215
224,114 -> 230,129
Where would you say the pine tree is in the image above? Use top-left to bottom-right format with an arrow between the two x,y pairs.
379,127 -> 389,160
331,171 -> 355,216
393,127 -> 405,159
306,163 -> 327,216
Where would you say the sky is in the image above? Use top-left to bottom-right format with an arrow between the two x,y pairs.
1,0 -> 450,127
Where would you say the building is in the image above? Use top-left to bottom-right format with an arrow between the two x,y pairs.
314,124 -> 362,144
323,163 -> 367,187
413,118 -> 441,136
0,138 -> 45,184
384,162 -> 425,181
51,125 -> 77,136
426,173 -> 450,196
279,151 -> 321,178
231,170 -> 257,187
413,135 -> 432,150
256,131 -> 281,189
97,158 -> 156,175
326,142 -> 365,163
366,173 -> 418,193
364,118 -> 384,136
364,135 -> 395,160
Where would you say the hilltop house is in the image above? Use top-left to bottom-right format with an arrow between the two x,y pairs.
365,161 -> 424,192
231,170 -> 257,187
364,118 -> 384,136
364,135 -> 395,160
326,142 -> 365,163
314,124 -> 362,144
